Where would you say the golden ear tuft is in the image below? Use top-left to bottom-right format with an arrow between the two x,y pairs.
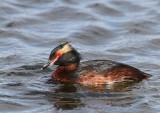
58,41 -> 73,54
61,41 -> 71,46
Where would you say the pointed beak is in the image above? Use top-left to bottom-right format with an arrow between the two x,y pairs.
41,60 -> 54,70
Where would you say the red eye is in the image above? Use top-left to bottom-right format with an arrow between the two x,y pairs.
57,53 -> 62,57
53,52 -> 62,63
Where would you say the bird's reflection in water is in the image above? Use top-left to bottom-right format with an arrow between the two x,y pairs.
45,79 -> 137,110
45,82 -> 85,110
54,97 -> 84,110
54,84 -> 77,93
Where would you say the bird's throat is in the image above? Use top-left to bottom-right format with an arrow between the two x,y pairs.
51,63 -> 79,83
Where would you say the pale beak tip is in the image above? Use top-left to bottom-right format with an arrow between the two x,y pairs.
41,61 -> 52,70
41,64 -> 48,70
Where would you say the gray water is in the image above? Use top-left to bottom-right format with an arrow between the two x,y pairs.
0,0 -> 160,113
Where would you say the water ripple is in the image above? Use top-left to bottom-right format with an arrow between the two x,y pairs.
0,0 -> 160,113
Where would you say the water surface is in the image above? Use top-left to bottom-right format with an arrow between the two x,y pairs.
0,0 -> 160,113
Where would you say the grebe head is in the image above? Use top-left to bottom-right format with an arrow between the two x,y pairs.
42,42 -> 81,69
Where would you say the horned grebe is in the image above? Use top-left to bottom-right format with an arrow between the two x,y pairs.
42,42 -> 150,86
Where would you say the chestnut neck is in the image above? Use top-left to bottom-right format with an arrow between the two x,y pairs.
58,63 -> 79,72
51,63 -> 79,83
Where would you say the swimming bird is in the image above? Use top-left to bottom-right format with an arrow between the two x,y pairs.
42,42 -> 150,86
